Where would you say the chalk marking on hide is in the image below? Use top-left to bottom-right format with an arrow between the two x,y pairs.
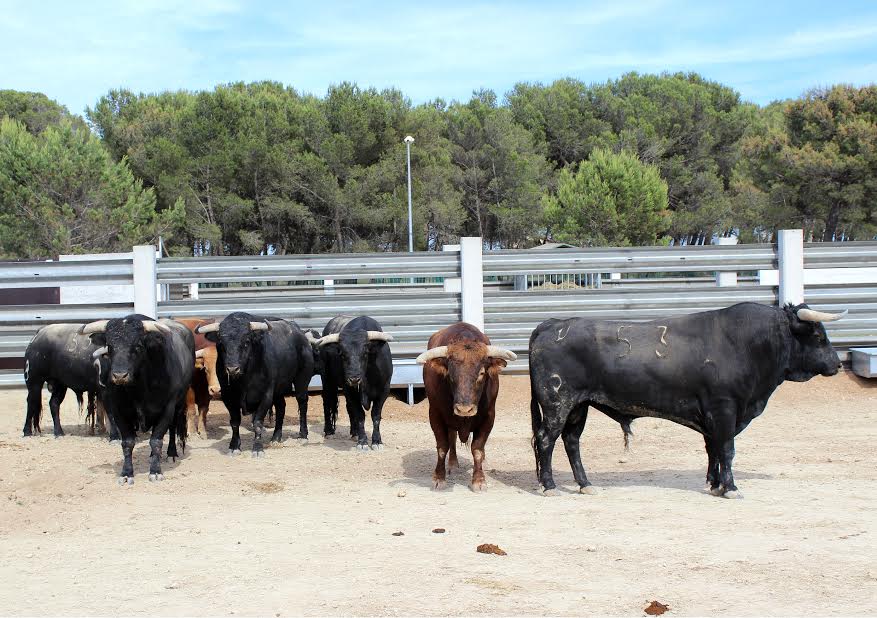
616,325 -> 631,358
556,325 -> 570,342
655,325 -> 669,358
550,374 -> 562,392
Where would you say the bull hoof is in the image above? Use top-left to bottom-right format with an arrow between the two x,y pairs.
117,476 -> 134,486
432,478 -> 447,490
709,486 -> 725,497
54,430 -> 64,438
353,443 -> 370,452
542,487 -> 559,497
252,450 -> 265,459
723,490 -> 743,499
148,473 -> 164,482
370,443 -> 384,451
579,485 -> 599,495
470,479 -> 487,492
227,449 -> 241,456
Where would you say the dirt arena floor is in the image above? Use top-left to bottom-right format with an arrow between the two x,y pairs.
0,371 -> 875,616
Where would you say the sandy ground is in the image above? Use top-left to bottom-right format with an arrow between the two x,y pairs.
0,372 -> 875,617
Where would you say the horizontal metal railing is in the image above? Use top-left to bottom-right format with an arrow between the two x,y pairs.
0,259 -> 134,288
804,241 -> 877,268
483,243 -> 777,275
156,251 -> 460,284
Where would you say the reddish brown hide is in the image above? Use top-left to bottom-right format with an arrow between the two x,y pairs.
175,318 -> 221,439
418,322 -> 514,492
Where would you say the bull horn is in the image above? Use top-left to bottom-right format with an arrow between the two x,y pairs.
317,333 -> 340,347
195,322 -> 219,334
81,320 -> 109,334
416,346 -> 449,364
797,308 -> 848,323
486,345 -> 517,361
143,320 -> 170,333
367,331 -> 394,343
249,321 -> 269,331
195,349 -> 206,359
92,346 -> 109,359
304,331 -> 319,344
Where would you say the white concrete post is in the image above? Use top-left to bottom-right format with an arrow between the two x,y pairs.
713,236 -> 738,287
442,244 -> 462,293
778,229 -> 804,305
133,245 -> 158,318
188,283 -> 199,300
459,237 -> 484,330
323,279 -> 335,296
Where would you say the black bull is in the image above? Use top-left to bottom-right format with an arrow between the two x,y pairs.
529,302 -> 845,498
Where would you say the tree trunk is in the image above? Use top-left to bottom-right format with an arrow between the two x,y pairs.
822,204 -> 841,242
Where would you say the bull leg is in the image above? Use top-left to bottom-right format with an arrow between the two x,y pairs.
185,387 -> 199,439
369,392 -> 388,450
345,386 -> 369,451
198,402 -> 208,437
251,394 -> 273,457
704,437 -> 720,493
23,380 -> 43,436
715,439 -> 741,498
322,385 -> 338,437
562,405 -> 597,494
469,406 -> 496,492
110,406 -> 136,485
429,411 -> 450,490
293,370 -> 310,441
106,407 -> 120,442
271,396 -> 286,443
147,403 -> 175,481
446,427 -> 459,474
47,381 -> 66,437
535,409 -> 567,495
706,404 -> 741,499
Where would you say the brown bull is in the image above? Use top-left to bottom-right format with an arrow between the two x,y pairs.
175,318 -> 221,438
417,322 -> 516,491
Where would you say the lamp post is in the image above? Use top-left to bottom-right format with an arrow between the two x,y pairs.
404,135 -> 414,253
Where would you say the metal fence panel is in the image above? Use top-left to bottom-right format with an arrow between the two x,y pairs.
0,259 -> 134,288
156,251 -> 460,284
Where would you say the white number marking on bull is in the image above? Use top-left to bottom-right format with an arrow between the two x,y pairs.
556,325 -> 570,342
655,325 -> 669,358
550,374 -> 562,392
616,325 -> 631,358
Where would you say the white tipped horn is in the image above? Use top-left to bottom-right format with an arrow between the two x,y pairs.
367,331 -> 394,343
249,321 -> 269,331
304,330 -> 318,344
416,346 -> 449,364
195,322 -> 219,334
317,333 -> 340,347
195,349 -> 206,359
142,320 -> 170,333
797,308 -> 848,323
92,346 -> 109,359
486,345 -> 517,361
81,320 -> 109,334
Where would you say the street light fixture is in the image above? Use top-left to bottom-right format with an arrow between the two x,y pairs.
404,135 -> 414,253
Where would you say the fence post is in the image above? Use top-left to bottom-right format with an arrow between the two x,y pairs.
778,229 -> 804,305
713,236 -> 738,287
133,245 -> 158,318
459,237 -> 484,330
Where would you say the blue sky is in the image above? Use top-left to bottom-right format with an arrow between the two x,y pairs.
2,0 -> 876,116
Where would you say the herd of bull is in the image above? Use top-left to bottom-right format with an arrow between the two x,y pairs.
22,301 -> 846,498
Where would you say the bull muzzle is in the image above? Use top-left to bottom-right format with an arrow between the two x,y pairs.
347,377 -> 362,388
111,371 -> 130,385
226,366 -> 242,379
208,384 -> 222,398
454,403 -> 477,417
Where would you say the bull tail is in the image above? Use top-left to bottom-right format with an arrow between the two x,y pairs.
176,404 -> 188,453
530,374 -> 543,482
75,391 -> 84,417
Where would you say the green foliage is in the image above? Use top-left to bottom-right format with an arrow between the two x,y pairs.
0,76 -> 874,258
737,85 -> 877,241
0,117 -> 170,259
544,149 -> 670,246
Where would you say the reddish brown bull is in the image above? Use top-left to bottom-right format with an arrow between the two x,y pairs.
417,322 -> 516,492
176,318 -> 221,438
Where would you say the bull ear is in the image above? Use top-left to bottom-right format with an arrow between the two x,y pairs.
203,331 -> 219,344
88,333 -> 107,347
